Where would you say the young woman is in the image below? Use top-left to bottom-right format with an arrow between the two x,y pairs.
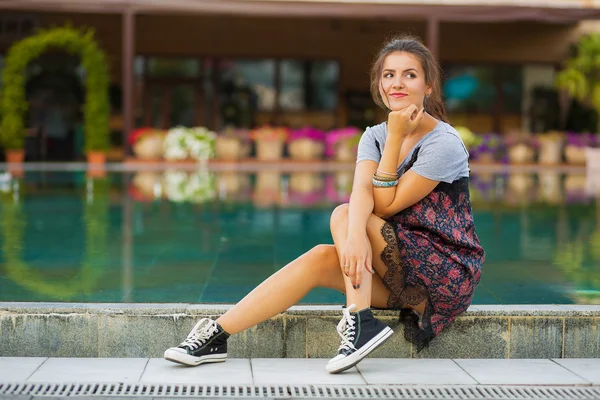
164,35 -> 485,374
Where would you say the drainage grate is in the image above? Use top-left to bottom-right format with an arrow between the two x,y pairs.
1,383 -> 599,399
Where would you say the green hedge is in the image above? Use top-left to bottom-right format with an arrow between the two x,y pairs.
0,26 -> 110,152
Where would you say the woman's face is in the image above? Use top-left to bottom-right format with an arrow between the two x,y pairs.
378,51 -> 432,112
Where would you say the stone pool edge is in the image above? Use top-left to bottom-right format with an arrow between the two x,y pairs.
1,303 -> 599,359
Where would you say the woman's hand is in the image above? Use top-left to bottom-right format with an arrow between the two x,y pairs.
387,104 -> 425,138
340,232 -> 374,288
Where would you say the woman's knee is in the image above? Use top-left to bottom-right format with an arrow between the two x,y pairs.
308,244 -> 338,264
330,203 -> 349,229
306,244 -> 343,288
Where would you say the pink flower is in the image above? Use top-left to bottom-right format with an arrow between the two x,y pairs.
425,209 -> 436,224
443,195 -> 452,209
428,254 -> 442,264
448,269 -> 461,280
288,127 -> 326,143
452,229 -> 462,241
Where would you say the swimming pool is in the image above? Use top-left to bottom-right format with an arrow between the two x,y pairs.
0,166 -> 599,305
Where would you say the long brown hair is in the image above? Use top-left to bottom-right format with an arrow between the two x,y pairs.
369,35 -> 448,122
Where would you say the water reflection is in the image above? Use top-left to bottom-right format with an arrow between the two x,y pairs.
0,168 -> 599,304
1,176 -> 108,300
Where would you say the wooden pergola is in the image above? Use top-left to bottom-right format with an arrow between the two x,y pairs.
3,0 -> 600,142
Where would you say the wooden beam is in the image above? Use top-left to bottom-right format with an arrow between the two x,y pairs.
427,17 -> 439,60
122,9 -> 135,153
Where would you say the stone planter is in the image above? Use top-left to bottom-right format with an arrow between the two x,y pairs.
215,136 -> 245,161
564,145 -> 587,165
537,137 -> 564,165
334,144 -> 356,162
288,138 -> 324,161
586,147 -> 600,170
508,144 -> 535,164
132,134 -> 164,160
255,140 -> 284,161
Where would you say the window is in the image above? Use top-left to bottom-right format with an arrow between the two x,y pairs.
443,66 -> 496,113
279,59 -> 339,111
220,59 -> 276,111
309,61 -> 338,111
442,65 -> 523,114
280,60 -> 304,111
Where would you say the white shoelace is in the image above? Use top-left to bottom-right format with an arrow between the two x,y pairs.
336,304 -> 357,352
180,318 -> 218,350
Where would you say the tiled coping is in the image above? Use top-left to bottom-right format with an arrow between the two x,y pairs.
0,303 -> 598,359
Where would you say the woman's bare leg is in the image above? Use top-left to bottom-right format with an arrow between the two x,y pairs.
216,244 -> 342,334
216,241 -> 392,335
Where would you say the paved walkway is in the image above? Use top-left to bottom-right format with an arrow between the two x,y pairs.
1,357 -> 599,386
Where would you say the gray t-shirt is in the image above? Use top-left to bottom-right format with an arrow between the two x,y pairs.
356,121 -> 470,183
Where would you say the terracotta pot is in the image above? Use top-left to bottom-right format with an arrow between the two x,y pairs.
5,149 -> 25,163
87,152 -> 106,164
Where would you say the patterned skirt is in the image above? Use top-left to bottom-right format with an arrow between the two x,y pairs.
378,179 -> 485,351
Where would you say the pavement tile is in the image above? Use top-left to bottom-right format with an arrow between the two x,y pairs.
251,359 -> 365,385
0,357 -> 47,381
357,359 -> 477,385
27,358 -> 148,383
454,359 -> 589,385
141,358 -> 252,384
552,358 -> 600,384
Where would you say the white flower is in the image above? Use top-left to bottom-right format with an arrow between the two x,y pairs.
163,126 -> 216,161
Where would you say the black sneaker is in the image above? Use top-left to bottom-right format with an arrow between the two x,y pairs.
164,318 -> 230,366
326,304 -> 393,374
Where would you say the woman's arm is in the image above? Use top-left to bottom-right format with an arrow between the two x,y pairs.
373,170 -> 439,218
347,160 -> 378,234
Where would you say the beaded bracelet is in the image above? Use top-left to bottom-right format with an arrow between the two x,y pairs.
372,178 -> 399,187
372,173 -> 398,182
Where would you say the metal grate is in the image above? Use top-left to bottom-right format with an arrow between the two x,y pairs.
1,383 -> 599,399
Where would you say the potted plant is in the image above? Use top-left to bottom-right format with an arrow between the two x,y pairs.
455,126 -> 481,152
249,126 -> 288,161
129,127 -> 166,160
163,126 -> 216,165
287,127 -> 326,161
215,127 -> 250,161
556,33 -> 600,134
325,127 -> 362,162
564,132 -> 596,165
503,131 -> 538,165
470,133 -> 503,164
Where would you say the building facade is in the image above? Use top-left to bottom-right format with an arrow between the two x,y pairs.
1,0 -> 600,159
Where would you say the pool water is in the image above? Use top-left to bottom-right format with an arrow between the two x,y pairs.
0,168 -> 599,305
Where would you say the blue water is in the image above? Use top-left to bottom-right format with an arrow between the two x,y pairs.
0,168 -> 599,305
